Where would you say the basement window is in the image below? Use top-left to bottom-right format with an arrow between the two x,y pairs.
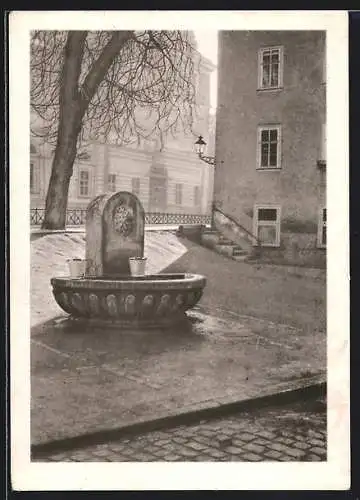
253,206 -> 281,247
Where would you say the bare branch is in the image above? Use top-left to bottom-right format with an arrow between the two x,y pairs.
31,30 -> 200,147
79,31 -> 135,111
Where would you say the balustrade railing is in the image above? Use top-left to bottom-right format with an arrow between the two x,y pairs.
31,208 -> 211,227
144,212 -> 211,225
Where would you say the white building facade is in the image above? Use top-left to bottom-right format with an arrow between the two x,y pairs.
31,47 -> 215,221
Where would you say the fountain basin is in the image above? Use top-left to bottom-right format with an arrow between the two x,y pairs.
51,273 -> 206,328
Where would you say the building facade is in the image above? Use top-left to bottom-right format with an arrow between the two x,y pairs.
31,48 -> 215,219
214,30 -> 326,267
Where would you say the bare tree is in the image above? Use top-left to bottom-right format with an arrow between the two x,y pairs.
31,30 -> 197,229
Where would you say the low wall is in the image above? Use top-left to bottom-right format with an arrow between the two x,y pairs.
177,225 -> 205,244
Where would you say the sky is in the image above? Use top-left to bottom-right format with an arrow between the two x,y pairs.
195,31 -> 218,111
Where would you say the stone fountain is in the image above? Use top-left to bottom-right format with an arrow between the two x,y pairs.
51,191 -> 207,328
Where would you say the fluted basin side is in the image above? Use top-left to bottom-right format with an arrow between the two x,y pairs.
51,273 -> 206,328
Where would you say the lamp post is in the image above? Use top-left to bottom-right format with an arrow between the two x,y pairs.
194,135 -> 217,165
194,136 -> 223,228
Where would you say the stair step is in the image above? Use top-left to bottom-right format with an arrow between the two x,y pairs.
215,245 -> 235,258
232,247 -> 247,256
203,233 -> 219,238
233,254 -> 248,262
218,239 -> 233,245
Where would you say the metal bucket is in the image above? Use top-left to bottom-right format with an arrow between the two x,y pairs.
67,259 -> 87,278
129,257 -> 147,276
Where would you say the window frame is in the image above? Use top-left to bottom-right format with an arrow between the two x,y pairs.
30,147 -> 40,194
175,183 -> 183,206
78,168 -> 91,198
30,161 -> 40,194
258,46 -> 284,91
253,205 -> 281,247
257,125 -> 282,170
108,173 -> 117,193
317,207 -> 326,248
193,185 -> 200,207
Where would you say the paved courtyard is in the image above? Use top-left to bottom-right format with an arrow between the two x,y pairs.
34,398 -> 326,462
164,238 -> 326,334
31,304 -> 325,447
30,231 -> 326,456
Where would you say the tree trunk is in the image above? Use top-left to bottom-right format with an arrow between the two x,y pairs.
41,32 -> 87,230
41,129 -> 79,229
41,31 -> 134,230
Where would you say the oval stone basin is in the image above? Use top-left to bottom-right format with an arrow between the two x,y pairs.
51,273 -> 206,328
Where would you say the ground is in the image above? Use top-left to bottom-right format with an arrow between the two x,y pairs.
34,397 -> 326,462
31,231 -> 326,332
164,238 -> 326,333
30,230 -> 326,462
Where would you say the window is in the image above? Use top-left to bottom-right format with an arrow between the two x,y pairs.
258,47 -> 283,90
79,169 -> 90,197
108,174 -> 117,192
318,208 -> 326,248
30,162 -> 35,193
30,162 -> 39,194
194,186 -> 200,206
253,206 -> 281,247
131,177 -> 140,196
257,125 -> 282,169
175,183 -> 183,206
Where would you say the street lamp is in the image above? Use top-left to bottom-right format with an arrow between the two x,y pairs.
194,135 -> 221,166
194,135 -> 223,228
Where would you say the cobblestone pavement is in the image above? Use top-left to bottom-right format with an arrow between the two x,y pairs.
35,398 -> 326,462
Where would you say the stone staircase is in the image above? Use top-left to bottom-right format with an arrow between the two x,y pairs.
177,207 -> 260,263
200,227 -> 249,262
